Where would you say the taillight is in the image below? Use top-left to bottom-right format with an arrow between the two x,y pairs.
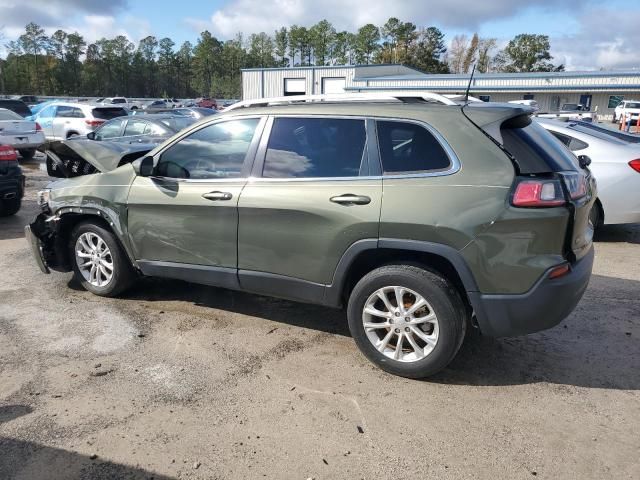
85,119 -> 105,127
630,159 -> 640,173
560,171 -> 588,200
0,145 -> 18,161
512,178 -> 565,207
35,122 -> 42,131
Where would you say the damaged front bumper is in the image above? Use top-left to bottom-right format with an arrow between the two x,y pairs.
25,212 -> 70,274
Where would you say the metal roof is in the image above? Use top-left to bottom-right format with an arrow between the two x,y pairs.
353,69 -> 640,82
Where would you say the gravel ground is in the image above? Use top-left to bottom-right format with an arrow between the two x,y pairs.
1,158 -> 639,480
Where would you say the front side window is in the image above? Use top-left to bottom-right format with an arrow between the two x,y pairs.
263,117 -> 366,178
95,119 -> 124,140
156,118 -> 259,179
376,121 -> 451,174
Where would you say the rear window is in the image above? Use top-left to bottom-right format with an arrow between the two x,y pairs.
0,100 -> 31,117
92,107 -> 128,120
0,109 -> 23,120
376,121 -> 451,174
569,122 -> 640,144
501,122 -> 579,173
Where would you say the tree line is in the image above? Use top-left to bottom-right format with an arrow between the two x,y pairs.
0,19 -> 564,99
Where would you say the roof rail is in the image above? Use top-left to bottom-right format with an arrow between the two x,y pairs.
225,92 -> 459,111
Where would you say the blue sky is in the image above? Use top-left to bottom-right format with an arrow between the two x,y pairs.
2,0 -> 639,70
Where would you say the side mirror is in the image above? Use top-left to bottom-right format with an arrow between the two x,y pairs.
133,156 -> 155,176
86,131 -> 96,140
578,155 -> 592,169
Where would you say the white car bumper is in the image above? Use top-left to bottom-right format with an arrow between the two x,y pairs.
0,131 -> 45,150
595,163 -> 640,225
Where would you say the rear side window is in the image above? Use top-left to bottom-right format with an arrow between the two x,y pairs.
263,117 -> 366,178
95,119 -> 125,140
92,108 -> 128,120
376,121 -> 451,174
56,106 -> 85,118
124,120 -> 147,136
548,131 -> 589,152
501,122 -> 579,173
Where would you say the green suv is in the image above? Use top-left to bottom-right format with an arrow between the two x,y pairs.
26,95 -> 596,378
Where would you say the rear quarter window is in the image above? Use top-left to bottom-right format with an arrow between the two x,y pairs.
501,122 -> 579,173
376,120 -> 452,174
92,108 -> 128,120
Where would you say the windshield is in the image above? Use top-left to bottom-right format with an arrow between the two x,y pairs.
624,102 -> 640,109
159,117 -> 196,132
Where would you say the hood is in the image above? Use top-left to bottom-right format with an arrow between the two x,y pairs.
44,139 -> 153,178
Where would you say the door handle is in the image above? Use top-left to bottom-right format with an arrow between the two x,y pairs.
202,191 -> 233,201
330,194 -> 371,205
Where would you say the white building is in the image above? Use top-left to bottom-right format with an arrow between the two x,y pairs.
241,64 -> 640,118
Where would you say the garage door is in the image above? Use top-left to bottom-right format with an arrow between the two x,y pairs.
284,78 -> 306,96
322,77 -> 346,94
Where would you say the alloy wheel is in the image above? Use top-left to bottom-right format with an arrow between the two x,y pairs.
362,286 -> 439,363
75,232 -> 114,287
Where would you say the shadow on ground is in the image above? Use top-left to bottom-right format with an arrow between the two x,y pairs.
0,405 -> 33,424
0,437 -> 174,480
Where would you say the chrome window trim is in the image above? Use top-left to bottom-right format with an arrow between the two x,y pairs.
373,117 -> 461,178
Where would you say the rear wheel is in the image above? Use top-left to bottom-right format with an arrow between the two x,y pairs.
347,265 -> 467,378
70,222 -> 136,296
589,201 -> 603,230
0,198 -> 21,217
18,148 -> 36,160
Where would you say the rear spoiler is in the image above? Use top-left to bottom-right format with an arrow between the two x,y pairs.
462,102 -> 534,144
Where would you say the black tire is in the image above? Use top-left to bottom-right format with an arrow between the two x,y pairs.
18,148 -> 36,160
347,265 -> 467,379
589,201 -> 603,230
66,131 -> 79,139
0,198 -> 21,217
70,221 -> 136,297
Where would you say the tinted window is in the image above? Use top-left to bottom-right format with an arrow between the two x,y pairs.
56,106 -> 85,118
112,98 -> 126,104
0,100 -> 31,117
156,119 -> 259,179
376,121 -> 451,174
124,119 -> 148,136
569,121 -> 640,144
502,122 -> 579,173
549,131 -> 588,152
92,107 -> 128,120
158,117 -> 195,132
263,117 -> 366,178
95,119 -> 124,140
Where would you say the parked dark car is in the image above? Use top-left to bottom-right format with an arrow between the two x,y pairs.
196,97 -> 217,109
0,99 -> 32,118
84,114 -> 196,144
14,95 -> 39,105
0,144 -> 24,216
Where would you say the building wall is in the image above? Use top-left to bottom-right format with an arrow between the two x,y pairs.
241,66 -> 640,120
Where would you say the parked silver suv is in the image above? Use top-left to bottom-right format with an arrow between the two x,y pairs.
33,102 -> 128,140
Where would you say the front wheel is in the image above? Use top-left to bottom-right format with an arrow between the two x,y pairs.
70,222 -> 136,296
347,265 -> 467,379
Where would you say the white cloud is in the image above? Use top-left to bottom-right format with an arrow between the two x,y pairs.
552,8 -> 640,70
197,0 -> 586,37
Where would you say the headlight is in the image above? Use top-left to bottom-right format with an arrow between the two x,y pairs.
37,188 -> 51,209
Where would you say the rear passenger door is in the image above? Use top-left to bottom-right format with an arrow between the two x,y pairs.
237,116 -> 382,300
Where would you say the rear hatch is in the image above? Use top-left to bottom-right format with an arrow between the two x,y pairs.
0,119 -> 39,135
463,103 -> 596,262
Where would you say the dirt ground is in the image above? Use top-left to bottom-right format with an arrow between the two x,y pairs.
1,158 -> 639,480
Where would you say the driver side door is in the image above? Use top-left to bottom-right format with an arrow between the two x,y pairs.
126,117 -> 265,286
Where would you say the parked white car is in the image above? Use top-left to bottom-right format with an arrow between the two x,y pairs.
613,100 -> 640,123
95,97 -> 142,111
33,102 -> 129,141
0,108 -> 45,159
537,118 -> 640,227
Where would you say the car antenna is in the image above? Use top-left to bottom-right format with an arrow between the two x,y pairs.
464,63 -> 476,104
